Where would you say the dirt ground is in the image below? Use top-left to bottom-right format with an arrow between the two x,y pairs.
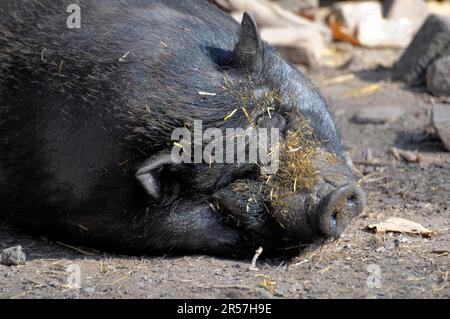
0,45 -> 449,299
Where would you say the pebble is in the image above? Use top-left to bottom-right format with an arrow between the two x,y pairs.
384,240 -> 397,251
137,282 -> 146,289
432,104 -> 450,151
288,283 -> 301,293
427,56 -> 450,97
1,246 -> 26,266
83,287 -> 95,296
352,106 -> 404,124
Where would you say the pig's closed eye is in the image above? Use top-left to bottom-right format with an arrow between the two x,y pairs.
257,113 -> 286,133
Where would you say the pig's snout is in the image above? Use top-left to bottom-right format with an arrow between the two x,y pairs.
317,184 -> 365,238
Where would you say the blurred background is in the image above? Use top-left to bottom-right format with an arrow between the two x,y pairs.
214,0 -> 450,71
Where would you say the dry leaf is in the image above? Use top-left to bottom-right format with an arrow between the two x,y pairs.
367,217 -> 436,237
329,16 -> 360,45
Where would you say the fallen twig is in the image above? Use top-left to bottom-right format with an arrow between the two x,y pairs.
249,247 -> 263,271
56,242 -> 99,256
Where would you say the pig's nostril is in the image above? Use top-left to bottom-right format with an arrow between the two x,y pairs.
346,194 -> 359,211
348,194 -> 358,203
331,211 -> 338,227
318,184 -> 366,238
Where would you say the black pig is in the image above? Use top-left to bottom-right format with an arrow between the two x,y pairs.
0,0 -> 365,257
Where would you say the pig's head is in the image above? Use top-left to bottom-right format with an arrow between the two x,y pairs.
208,13 -> 366,243
135,13 -> 365,247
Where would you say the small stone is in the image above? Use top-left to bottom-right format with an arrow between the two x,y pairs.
1,246 -> 26,266
288,283 -> 301,293
376,247 -> 385,253
398,235 -> 411,244
384,240 -> 396,250
137,282 -> 146,289
352,106 -> 404,124
432,104 -> 450,151
427,56 -> 450,97
83,287 -> 95,296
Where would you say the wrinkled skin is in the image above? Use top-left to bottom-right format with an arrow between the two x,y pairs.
0,0 -> 365,258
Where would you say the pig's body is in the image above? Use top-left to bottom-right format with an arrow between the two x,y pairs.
0,0 -> 364,257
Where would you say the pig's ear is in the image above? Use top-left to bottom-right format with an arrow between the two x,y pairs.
135,155 -> 175,200
231,12 -> 263,73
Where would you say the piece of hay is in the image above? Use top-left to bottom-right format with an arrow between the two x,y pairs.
260,278 -> 276,294
343,83 -> 381,98
323,73 -> 356,86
